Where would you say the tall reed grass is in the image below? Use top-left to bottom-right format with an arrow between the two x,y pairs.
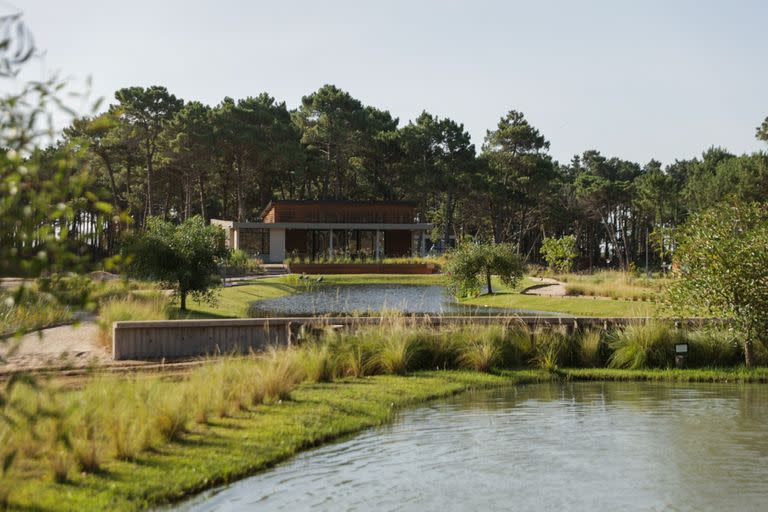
0,316 -> 749,488
96,293 -> 171,348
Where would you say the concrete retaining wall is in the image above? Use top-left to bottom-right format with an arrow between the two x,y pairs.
112,316 -> 717,361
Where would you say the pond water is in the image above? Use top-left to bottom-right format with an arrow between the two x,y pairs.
174,382 -> 768,512
247,284 -> 560,317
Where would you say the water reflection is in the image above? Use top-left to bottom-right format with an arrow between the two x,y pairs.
174,382 -> 768,512
248,284 -> 561,317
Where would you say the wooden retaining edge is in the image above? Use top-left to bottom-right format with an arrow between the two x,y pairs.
112,316 -> 721,361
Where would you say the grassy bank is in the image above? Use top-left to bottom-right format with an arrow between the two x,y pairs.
5,363 -> 768,510
2,371 -> 525,511
462,291 -> 659,316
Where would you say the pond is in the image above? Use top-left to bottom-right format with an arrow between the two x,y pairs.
173,382 -> 768,511
247,284 -> 560,317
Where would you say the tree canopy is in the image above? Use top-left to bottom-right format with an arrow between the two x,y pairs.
446,243 -> 525,297
668,202 -> 768,366
124,216 -> 227,310
4,80 -> 768,276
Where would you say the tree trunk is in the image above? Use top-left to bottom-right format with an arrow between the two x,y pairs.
145,141 -> 153,218
744,338 -> 754,368
486,270 -> 493,295
180,290 -> 187,311
442,191 -> 454,251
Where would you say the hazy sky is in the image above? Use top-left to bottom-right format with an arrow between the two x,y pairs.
13,0 -> 768,165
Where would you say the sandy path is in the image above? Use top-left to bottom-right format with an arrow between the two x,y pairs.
0,321 -> 110,371
523,277 -> 567,297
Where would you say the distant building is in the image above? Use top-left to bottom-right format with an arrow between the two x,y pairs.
211,200 -> 432,263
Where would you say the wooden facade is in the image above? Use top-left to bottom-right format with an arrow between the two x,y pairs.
213,200 -> 431,263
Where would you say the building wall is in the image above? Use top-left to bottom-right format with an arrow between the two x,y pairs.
384,230 -> 412,257
268,228 -> 285,263
285,229 -> 307,256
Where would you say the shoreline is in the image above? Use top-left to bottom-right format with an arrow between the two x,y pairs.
6,367 -> 768,511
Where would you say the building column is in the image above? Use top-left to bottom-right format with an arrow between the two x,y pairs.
232,228 -> 240,250
375,230 -> 381,260
420,230 -> 426,257
329,228 -> 333,258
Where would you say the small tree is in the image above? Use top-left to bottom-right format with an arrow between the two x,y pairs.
446,243 -> 525,297
125,216 -> 227,310
668,202 -> 768,367
540,235 -> 578,273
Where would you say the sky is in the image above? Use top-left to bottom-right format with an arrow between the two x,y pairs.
10,0 -> 768,165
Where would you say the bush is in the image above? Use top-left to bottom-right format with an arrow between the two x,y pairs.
540,235 -> 578,273
577,330 -> 604,367
685,329 -> 741,367
446,243 -> 525,297
36,273 -> 95,307
608,322 -> 683,369
96,294 -> 170,349
0,287 -> 72,334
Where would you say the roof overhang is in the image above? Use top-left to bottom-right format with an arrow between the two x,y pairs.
228,222 -> 433,231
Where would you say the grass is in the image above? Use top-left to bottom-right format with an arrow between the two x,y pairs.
184,273 -> 654,320
553,271 -> 672,302
183,274 -> 449,318
96,293 -> 171,348
1,370 -> 523,511
3,316 -> 768,510
462,291 -> 658,316
5,361 -> 768,510
0,289 -> 73,336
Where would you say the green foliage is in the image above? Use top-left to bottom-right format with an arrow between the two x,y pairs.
96,294 -> 171,348
608,322 -> 682,369
540,235 -> 579,272
124,216 -> 227,310
446,243 -> 525,297
668,202 -> 768,366
36,273 -> 95,307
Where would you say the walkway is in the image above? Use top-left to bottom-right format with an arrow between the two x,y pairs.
523,277 -> 567,297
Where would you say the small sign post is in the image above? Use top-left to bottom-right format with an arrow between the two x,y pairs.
675,343 -> 688,369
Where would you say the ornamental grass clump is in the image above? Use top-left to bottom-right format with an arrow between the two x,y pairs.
453,324 -> 507,371
578,329 -> 604,368
96,293 -> 171,348
299,342 -> 336,383
608,322 -> 682,369
684,329 -> 741,367
532,327 -> 574,370
255,347 -> 304,403
371,332 -> 422,375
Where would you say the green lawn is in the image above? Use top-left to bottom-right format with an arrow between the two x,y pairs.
183,274 -> 449,318
462,292 -> 659,317
6,371 -> 523,511
8,367 -> 768,511
181,274 -> 658,319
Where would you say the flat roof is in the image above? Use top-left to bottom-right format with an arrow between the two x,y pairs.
258,199 -> 418,220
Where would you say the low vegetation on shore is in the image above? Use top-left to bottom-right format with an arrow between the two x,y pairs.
1,318 -> 764,509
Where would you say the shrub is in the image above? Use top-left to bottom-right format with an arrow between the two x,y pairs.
608,322 -> 682,369
685,329 -> 741,367
540,235 -> 578,273
459,337 -> 500,371
256,348 -> 303,403
96,294 -> 170,348
532,327 -> 573,370
372,335 -> 420,375
299,342 -> 336,383
446,243 -> 525,297
578,330 -> 603,367
36,273 -> 94,308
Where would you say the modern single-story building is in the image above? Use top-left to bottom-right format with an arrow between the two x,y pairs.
211,200 -> 432,263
